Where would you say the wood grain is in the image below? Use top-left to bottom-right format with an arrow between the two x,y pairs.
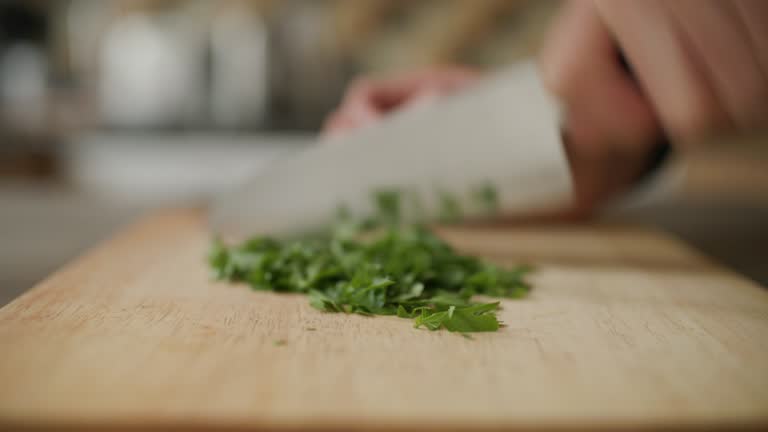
1,209 -> 767,431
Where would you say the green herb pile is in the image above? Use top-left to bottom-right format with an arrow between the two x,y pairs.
209,190 -> 531,333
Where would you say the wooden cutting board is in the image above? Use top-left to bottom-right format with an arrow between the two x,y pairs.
1,209 -> 767,431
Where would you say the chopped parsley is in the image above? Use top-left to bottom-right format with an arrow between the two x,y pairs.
209,187 -> 532,333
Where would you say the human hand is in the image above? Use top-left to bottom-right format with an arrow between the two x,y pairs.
322,66 -> 479,137
540,0 -> 768,214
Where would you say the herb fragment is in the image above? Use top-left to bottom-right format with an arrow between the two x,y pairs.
210,189 -> 532,333
437,190 -> 463,223
472,182 -> 500,215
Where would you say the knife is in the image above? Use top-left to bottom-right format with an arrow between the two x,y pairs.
210,61 -> 572,238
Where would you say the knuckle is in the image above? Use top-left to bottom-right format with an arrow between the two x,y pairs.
739,83 -> 768,129
539,60 -> 572,99
538,51 -> 580,100
345,78 -> 372,98
342,78 -> 370,105
668,101 -> 720,141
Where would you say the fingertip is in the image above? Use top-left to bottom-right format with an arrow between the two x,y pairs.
321,112 -> 357,138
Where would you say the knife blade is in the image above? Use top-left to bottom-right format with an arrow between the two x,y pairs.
210,61 -> 572,238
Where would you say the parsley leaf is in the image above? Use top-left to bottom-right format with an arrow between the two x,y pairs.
209,188 -> 531,333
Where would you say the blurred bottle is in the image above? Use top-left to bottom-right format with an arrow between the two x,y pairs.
0,2 -> 49,136
269,0 -> 348,130
209,0 -> 269,129
0,43 -> 47,135
97,0 -> 207,129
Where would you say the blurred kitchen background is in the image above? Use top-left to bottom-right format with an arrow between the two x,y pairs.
1,0 -> 766,306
